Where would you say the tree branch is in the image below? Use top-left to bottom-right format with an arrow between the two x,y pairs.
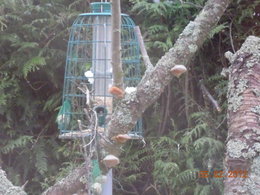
42,164 -> 87,195
199,80 -> 221,112
111,0 -> 124,89
105,0 -> 232,155
134,26 -> 153,72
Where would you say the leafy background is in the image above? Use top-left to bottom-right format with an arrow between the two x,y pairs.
0,0 -> 259,194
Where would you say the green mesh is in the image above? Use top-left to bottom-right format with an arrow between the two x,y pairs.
59,2 -> 143,138
56,100 -> 71,130
92,159 -> 101,180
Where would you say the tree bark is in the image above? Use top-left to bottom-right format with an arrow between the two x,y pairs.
111,0 -> 123,89
0,168 -> 27,195
105,0 -> 232,155
42,164 -> 87,195
224,36 -> 260,195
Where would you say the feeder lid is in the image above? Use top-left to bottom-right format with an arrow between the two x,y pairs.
80,2 -> 128,16
91,2 -> 111,13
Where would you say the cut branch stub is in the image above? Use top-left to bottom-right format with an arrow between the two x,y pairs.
108,86 -> 125,98
170,65 -> 187,77
91,183 -> 102,194
224,51 -> 234,63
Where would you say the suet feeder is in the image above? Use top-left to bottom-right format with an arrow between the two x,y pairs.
57,2 -> 142,139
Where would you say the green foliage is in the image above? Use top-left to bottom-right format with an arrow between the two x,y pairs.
176,169 -> 198,185
0,0 -> 85,194
23,56 -> 46,78
130,0 -> 205,58
1,136 -> 33,154
195,184 -> 211,195
0,73 -> 19,106
116,108 -> 226,194
208,23 -> 228,39
34,140 -> 48,175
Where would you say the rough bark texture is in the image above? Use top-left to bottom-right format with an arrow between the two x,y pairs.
42,164 -> 87,195
111,0 -> 123,89
0,169 -> 27,195
224,36 -> 260,195
105,0 -> 232,154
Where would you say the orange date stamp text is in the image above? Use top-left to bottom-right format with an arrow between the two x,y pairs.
198,170 -> 248,178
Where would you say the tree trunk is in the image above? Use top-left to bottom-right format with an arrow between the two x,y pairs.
224,36 -> 260,194
0,168 -> 27,195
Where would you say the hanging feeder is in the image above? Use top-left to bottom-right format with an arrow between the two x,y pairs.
57,2 -> 143,139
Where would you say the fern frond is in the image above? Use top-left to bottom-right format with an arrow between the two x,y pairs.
1,136 -> 33,154
15,42 -> 39,52
153,160 -> 179,176
43,92 -> 62,112
176,169 -> 198,185
0,33 -> 20,43
148,24 -> 168,35
123,172 -> 146,183
23,56 -> 46,77
30,18 -> 49,26
194,184 -> 204,195
4,14 -> 23,22
209,23 -> 228,38
193,137 -> 224,156
199,185 -> 211,195
185,123 -> 208,142
32,140 -> 49,175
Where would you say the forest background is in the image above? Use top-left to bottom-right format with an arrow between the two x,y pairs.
0,0 -> 259,194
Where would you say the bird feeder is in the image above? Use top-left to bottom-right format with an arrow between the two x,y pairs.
57,2 -> 142,139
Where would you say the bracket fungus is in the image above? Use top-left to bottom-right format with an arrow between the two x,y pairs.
170,65 -> 187,77
108,86 -> 125,98
102,154 -> 120,168
111,134 -> 132,143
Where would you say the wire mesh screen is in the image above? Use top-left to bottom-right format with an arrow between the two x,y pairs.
58,2 -> 142,138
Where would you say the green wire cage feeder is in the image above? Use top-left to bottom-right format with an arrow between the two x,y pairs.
57,2 -> 142,139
